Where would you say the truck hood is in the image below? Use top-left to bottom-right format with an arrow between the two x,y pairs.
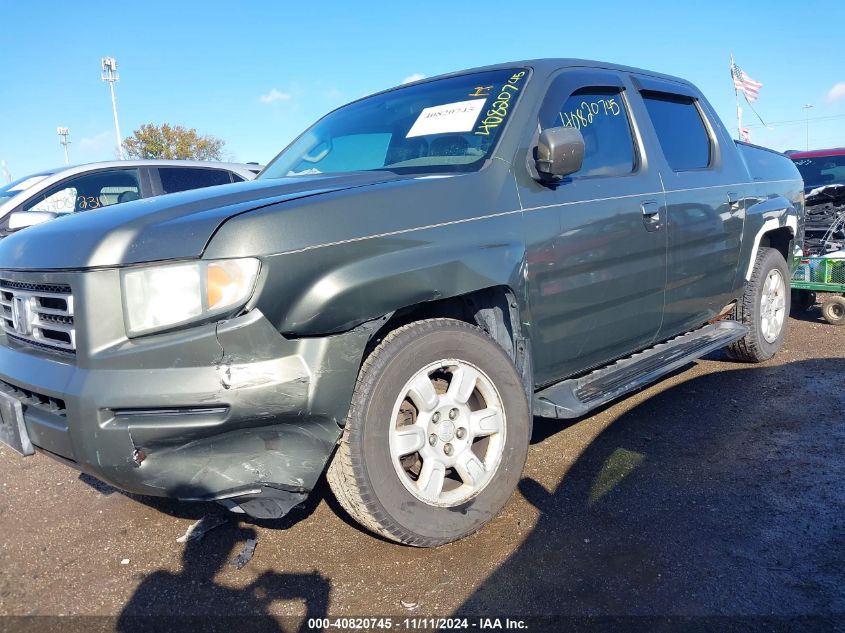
0,172 -> 404,270
805,183 -> 845,204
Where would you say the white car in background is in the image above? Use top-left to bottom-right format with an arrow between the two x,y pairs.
0,160 -> 263,237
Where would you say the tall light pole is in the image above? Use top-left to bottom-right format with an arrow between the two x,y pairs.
57,127 -> 71,165
802,103 -> 813,151
101,57 -> 125,160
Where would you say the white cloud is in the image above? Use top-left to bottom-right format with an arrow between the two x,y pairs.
826,82 -> 845,103
67,131 -> 120,162
79,131 -> 112,150
259,88 -> 292,104
402,73 -> 425,85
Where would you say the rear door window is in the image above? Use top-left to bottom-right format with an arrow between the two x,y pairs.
159,168 -> 233,193
642,93 -> 711,170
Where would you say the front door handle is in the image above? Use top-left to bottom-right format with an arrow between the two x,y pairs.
641,200 -> 661,232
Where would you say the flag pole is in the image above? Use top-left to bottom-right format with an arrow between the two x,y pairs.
731,53 -> 742,141
743,97 -> 769,128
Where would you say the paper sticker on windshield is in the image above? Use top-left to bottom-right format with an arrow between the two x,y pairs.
406,99 -> 486,138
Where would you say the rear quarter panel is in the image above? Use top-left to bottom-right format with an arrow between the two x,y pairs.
734,143 -> 804,285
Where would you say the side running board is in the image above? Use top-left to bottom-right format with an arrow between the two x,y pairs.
533,320 -> 748,419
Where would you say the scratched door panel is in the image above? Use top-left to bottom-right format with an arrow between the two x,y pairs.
658,183 -> 745,337
635,86 -> 749,340
517,68 -> 667,385
551,195 -> 667,376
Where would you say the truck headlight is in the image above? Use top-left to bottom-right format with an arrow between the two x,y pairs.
121,258 -> 261,336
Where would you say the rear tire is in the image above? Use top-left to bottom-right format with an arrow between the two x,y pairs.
821,295 -> 845,326
726,247 -> 790,362
327,318 -> 530,547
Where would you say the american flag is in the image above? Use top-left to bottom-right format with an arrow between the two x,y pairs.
739,127 -> 751,143
731,61 -> 763,102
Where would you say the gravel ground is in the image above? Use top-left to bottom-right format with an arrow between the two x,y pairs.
0,313 -> 842,631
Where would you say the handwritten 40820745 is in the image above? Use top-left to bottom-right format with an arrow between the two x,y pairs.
559,97 -> 621,130
474,71 -> 526,136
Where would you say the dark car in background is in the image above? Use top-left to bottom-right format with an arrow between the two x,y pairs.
0,160 -> 263,237
790,148 -> 845,252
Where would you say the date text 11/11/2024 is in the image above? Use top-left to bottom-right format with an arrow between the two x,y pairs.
305,616 -> 528,630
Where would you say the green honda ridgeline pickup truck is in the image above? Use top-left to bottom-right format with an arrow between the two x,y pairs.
0,59 -> 803,546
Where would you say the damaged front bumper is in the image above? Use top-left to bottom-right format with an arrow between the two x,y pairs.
0,269 -> 371,519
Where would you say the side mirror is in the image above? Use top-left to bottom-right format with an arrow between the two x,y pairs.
7,211 -> 58,231
534,126 -> 584,181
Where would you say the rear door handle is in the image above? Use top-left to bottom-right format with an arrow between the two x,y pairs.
641,200 -> 661,232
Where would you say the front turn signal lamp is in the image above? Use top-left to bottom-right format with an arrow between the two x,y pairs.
121,258 -> 261,337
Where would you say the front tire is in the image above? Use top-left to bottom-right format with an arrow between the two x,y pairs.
327,318 -> 530,547
726,247 -> 790,362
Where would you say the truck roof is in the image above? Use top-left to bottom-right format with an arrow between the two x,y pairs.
788,147 -> 845,159
28,159 -> 262,177
385,58 -> 695,93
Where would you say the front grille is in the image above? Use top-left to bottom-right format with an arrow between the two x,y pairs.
0,379 -> 67,417
0,280 -> 72,294
0,279 -> 76,354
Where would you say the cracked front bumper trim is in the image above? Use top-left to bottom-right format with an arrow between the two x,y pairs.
0,308 -> 375,518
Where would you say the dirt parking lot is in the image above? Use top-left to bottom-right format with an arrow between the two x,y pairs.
0,312 -> 843,631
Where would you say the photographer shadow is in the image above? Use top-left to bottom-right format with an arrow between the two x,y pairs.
117,522 -> 331,633
455,358 -> 845,623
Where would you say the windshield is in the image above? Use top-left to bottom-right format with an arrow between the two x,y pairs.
259,68 -> 528,179
0,173 -> 53,205
792,155 -> 845,189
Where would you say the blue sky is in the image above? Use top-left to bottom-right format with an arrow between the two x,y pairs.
1,0 -> 843,180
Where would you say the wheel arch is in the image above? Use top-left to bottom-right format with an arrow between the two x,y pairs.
760,226 -> 794,264
271,233 -> 534,412
277,236 -> 527,336
364,286 -> 534,410
744,216 -> 797,281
